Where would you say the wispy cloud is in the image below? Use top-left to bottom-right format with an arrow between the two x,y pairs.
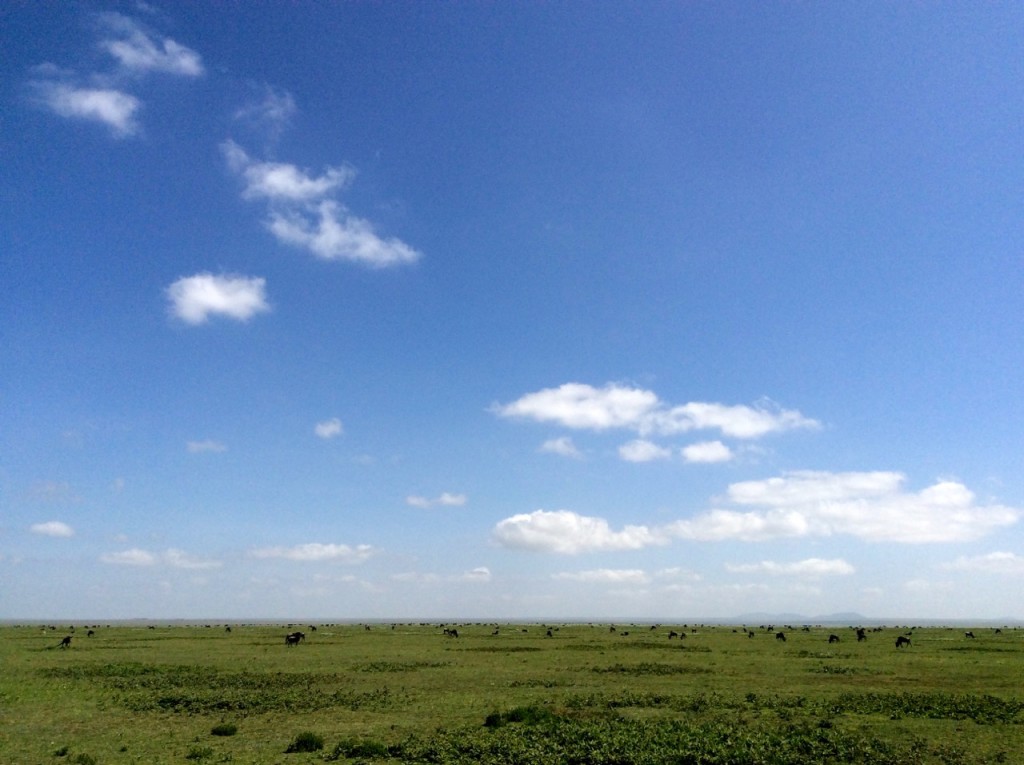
496,383 -> 818,439
166,273 -> 270,325
943,551 -> 1024,575
406,492 -> 467,509
97,13 -> 204,77
725,558 -> 855,577
234,85 -> 296,142
222,139 -> 421,268
553,568 -> 650,584
249,542 -> 375,563
314,418 -> 343,439
100,547 -> 221,569
30,521 -> 75,538
492,509 -> 664,554
539,436 -> 582,459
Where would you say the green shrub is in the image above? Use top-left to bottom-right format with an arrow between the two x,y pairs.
483,704 -> 556,728
185,745 -> 213,760
70,755 -> 96,765
211,722 -> 237,736
285,731 -> 323,753
327,737 -> 391,760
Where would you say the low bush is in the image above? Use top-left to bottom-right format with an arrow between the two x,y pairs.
285,731 -> 324,753
210,722 -> 237,736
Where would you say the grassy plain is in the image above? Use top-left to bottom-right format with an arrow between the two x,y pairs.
1,621 -> 1022,764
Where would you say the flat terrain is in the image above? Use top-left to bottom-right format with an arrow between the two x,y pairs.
1,622 -> 1022,764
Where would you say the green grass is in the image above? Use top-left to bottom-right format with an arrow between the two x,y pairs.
1,623 -> 1022,763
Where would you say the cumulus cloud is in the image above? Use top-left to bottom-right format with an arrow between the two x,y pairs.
406,492 -> 467,509
187,439 -> 227,453
97,13 -> 204,76
669,471 -> 1019,543
943,551 -> 1024,575
618,439 -> 671,463
539,436 -> 582,458
725,558 -> 855,577
682,440 -> 733,464
267,201 -> 421,267
100,548 -> 220,568
32,81 -> 141,137
314,418 -> 343,439
222,140 -> 421,268
30,521 -> 75,538
166,273 -> 270,325
29,13 -> 200,138
222,140 -> 352,201
249,542 -> 375,563
495,383 -> 817,439
492,509 -> 664,554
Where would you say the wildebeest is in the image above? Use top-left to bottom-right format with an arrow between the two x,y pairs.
828,634 -> 840,644
895,636 -> 911,648
775,632 -> 786,642
668,630 -> 679,639
965,631 -> 976,639
59,635 -> 72,648
284,631 -> 305,646
86,629 -> 95,637
443,628 -> 459,638
856,628 -> 867,642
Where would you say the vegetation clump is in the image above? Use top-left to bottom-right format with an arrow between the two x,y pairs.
285,730 -> 324,753
210,722 -> 237,736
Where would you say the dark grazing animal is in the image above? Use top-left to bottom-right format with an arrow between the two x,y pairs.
895,636 -> 911,648
828,634 -> 840,644
59,635 -> 72,648
965,631 -> 976,639
856,628 -> 867,642
775,632 -> 786,642
284,631 -> 305,646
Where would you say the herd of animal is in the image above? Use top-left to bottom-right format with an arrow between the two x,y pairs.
38,622 -> 1010,650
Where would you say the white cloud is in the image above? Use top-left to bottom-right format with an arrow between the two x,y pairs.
234,85 -> 296,138
669,471 -> 1019,543
553,568 -> 650,584
162,548 -> 222,570
461,566 -> 491,582
682,440 -> 733,464
30,521 -> 75,538
187,440 -> 227,453
101,549 -> 156,566
249,542 -> 375,563
943,551 -> 1024,575
223,141 -> 422,268
492,509 -> 664,554
495,383 -> 817,439
725,558 -> 855,577
406,492 -> 467,509
32,81 -> 141,137
166,273 -> 270,325
618,439 -> 671,463
100,547 -> 221,569
97,13 -> 204,77
267,201 -> 422,267
221,140 -> 352,201
539,436 -> 582,459
314,418 -> 343,439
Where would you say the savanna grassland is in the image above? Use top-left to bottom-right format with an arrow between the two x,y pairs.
2,621 -> 1022,764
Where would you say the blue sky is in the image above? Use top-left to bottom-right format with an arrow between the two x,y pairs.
2,2 -> 1022,621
